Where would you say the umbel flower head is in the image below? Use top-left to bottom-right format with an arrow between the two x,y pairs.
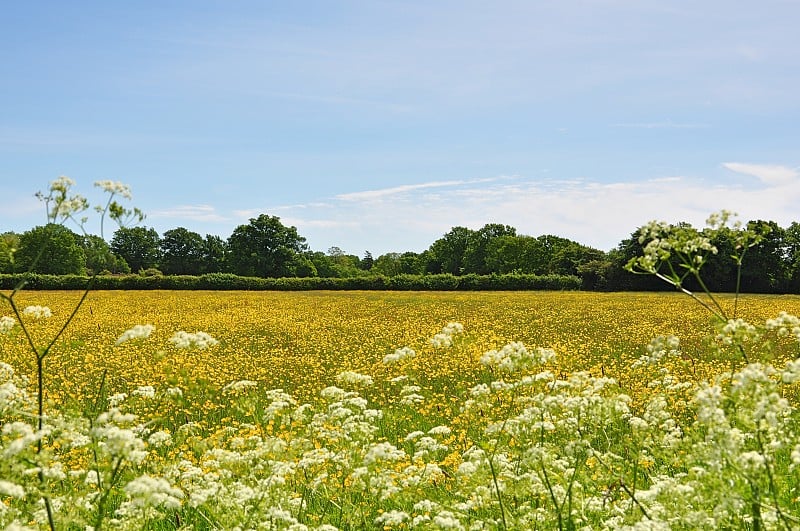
170,331 -> 218,349
22,305 -> 52,319
116,324 -> 155,345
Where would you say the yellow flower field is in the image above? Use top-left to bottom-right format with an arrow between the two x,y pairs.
5,290 -> 800,409
5,289 -> 800,529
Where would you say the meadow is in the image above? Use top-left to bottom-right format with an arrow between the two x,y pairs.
4,289 -> 800,529
7,290 -> 800,407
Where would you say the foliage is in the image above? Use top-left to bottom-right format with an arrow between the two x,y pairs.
158,227 -> 205,275
110,226 -> 161,273
14,224 -> 86,275
227,214 -> 309,278
81,234 -> 130,275
0,272 -> 580,291
0,232 -> 18,274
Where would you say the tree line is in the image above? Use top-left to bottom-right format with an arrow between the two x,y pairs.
2,214 -> 800,292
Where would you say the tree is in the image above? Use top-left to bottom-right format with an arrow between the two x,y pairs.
463,223 -> 517,275
15,224 -> 86,275
159,227 -> 205,275
0,232 -> 18,274
486,235 -> 541,274
739,220 -> 786,293
201,234 -> 228,274
604,231 -> 667,291
784,222 -> 800,293
426,226 -> 475,275
373,252 -> 424,276
81,235 -> 130,275
110,227 -> 160,273
360,251 -> 374,271
227,214 -> 309,278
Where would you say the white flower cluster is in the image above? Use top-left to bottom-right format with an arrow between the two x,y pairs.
429,322 -> 464,348
480,341 -> 556,373
21,305 -> 52,319
169,331 -> 218,349
221,379 -> 258,393
766,311 -> 800,342
716,318 -> 759,346
335,370 -> 374,388
94,180 -> 133,199
0,316 -> 15,334
633,335 -> 681,368
116,324 -> 154,345
382,346 -> 416,365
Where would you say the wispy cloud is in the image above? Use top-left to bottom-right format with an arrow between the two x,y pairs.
335,176 -> 514,202
722,162 -> 799,186
149,205 -> 228,223
278,167 -> 800,255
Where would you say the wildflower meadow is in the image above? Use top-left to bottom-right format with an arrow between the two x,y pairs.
2,180 -> 800,530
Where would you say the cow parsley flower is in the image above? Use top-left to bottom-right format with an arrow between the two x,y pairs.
116,324 -> 154,345
383,346 -> 416,365
132,385 -> 156,399
121,474 -> 184,510
0,316 -> 15,334
375,510 -> 410,526
0,480 -> 25,498
335,370 -> 374,388
170,331 -> 218,349
22,305 -> 52,319
94,180 -> 133,199
429,322 -> 464,348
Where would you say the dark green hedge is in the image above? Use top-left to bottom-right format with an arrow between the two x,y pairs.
0,272 -> 581,291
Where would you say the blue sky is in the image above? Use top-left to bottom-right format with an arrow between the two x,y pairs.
1,1 -> 798,256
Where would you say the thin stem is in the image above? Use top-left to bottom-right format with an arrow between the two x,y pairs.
654,272 -> 724,320
487,456 -> 508,530
733,248 -> 748,319
539,460 -> 563,531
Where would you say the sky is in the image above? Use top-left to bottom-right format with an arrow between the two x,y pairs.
1,0 -> 799,256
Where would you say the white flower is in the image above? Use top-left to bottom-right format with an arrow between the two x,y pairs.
383,346 -> 416,365
148,431 -> 173,448
166,386 -> 183,398
335,370 -> 374,388
122,474 -> 183,509
170,331 -> 218,349
116,324 -> 154,345
222,380 -> 258,393
0,316 -> 16,334
375,510 -> 410,526
428,425 -> 452,436
429,322 -> 465,348
132,385 -> 156,399
0,480 -> 25,498
22,305 -> 52,319
94,180 -> 133,199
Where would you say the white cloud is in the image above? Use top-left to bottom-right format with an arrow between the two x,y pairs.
722,162 -> 799,186
281,167 -> 800,255
149,204 -> 228,222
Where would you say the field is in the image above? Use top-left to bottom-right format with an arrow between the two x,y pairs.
3,289 -> 800,529
6,290 -> 800,403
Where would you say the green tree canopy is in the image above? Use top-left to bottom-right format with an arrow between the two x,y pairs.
227,214 -> 309,278
15,224 -> 86,275
0,232 -> 18,274
159,227 -> 205,275
81,235 -> 130,275
110,226 -> 160,273
462,223 -> 517,275
202,234 -> 228,274
426,226 -> 475,275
